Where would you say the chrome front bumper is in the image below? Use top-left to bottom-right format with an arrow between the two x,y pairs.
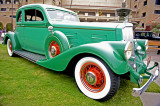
132,62 -> 159,97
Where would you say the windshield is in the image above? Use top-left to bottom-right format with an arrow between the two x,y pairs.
47,9 -> 79,22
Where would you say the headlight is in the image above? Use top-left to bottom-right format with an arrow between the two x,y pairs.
145,40 -> 149,50
136,46 -> 141,51
124,42 -> 133,60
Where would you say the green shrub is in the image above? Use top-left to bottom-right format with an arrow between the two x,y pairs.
151,23 -> 160,36
6,23 -> 12,32
0,22 -> 3,30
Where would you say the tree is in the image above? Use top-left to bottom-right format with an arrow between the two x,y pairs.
0,22 -> 3,30
6,23 -> 12,32
151,23 -> 160,36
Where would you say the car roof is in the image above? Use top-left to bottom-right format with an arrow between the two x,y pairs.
19,4 -> 76,14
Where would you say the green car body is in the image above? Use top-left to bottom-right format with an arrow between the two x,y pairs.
3,4 -> 159,101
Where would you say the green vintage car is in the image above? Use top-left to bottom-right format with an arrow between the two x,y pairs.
3,4 -> 159,101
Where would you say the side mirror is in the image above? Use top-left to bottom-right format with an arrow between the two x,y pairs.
48,26 -> 53,33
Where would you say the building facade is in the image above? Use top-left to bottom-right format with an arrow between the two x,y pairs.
0,0 -> 125,30
60,0 -> 123,22
127,0 -> 160,30
0,0 -> 59,29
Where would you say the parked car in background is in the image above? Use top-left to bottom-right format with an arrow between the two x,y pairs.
135,31 -> 160,40
3,4 -> 159,102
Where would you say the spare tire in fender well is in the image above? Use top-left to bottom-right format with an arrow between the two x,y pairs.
45,31 -> 70,59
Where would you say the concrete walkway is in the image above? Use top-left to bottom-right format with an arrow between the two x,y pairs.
140,93 -> 160,106
140,61 -> 160,106
0,37 -> 3,44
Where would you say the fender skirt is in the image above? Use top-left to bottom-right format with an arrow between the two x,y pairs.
37,41 -> 131,75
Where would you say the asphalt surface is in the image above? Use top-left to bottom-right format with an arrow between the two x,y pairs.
142,48 -> 160,106
140,61 -> 160,106
145,49 -> 160,63
0,37 -> 3,44
0,38 -> 160,105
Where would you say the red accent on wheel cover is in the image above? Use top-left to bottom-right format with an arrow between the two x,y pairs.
49,41 -> 60,57
10,41 -> 12,52
80,62 -> 106,93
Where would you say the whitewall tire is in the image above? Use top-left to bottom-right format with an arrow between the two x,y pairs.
7,39 -> 15,57
75,57 -> 120,101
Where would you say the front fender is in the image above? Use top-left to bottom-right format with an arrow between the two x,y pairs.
3,31 -> 21,50
45,31 -> 70,59
37,41 -> 130,74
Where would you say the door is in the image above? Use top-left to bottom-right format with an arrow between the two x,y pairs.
16,10 -> 26,48
22,8 -> 49,55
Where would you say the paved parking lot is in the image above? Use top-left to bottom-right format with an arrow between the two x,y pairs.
0,37 -> 3,44
140,61 -> 160,106
142,48 -> 160,106
145,49 -> 160,62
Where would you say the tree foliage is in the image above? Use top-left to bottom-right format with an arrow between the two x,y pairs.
0,22 -> 3,30
151,23 -> 160,36
6,23 -> 12,32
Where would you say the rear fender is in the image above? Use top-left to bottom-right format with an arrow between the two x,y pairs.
45,31 -> 70,59
37,41 -> 130,75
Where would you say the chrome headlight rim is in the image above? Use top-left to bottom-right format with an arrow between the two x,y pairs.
145,40 -> 149,50
124,42 -> 133,60
136,46 -> 142,51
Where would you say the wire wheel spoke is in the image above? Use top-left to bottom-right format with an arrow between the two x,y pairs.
80,62 -> 106,93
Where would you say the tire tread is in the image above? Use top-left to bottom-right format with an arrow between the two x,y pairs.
97,58 -> 120,102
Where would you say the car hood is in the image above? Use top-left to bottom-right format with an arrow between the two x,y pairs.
49,21 -> 133,30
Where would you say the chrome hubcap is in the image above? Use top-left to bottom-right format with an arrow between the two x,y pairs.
50,46 -> 56,56
85,72 -> 97,85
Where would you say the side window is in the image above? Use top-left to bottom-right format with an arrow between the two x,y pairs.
25,9 -> 44,22
17,11 -> 22,22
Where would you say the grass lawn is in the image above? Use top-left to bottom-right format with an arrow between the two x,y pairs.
0,44 -> 159,105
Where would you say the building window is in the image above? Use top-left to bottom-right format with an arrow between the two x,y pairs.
134,5 -> 137,8
0,0 -> 3,4
155,0 -> 160,5
135,0 -> 137,1
142,12 -> 146,17
10,15 -> 16,18
110,13 -> 115,16
5,0 -> 11,4
53,0 -> 55,2
154,10 -> 160,14
1,8 -> 6,11
88,12 -> 95,16
144,0 -> 147,6
14,0 -> 19,4
10,8 -> 16,11
26,0 -> 28,2
142,23 -> 144,28
78,12 -> 85,16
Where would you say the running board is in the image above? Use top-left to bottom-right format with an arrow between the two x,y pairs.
14,50 -> 46,63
